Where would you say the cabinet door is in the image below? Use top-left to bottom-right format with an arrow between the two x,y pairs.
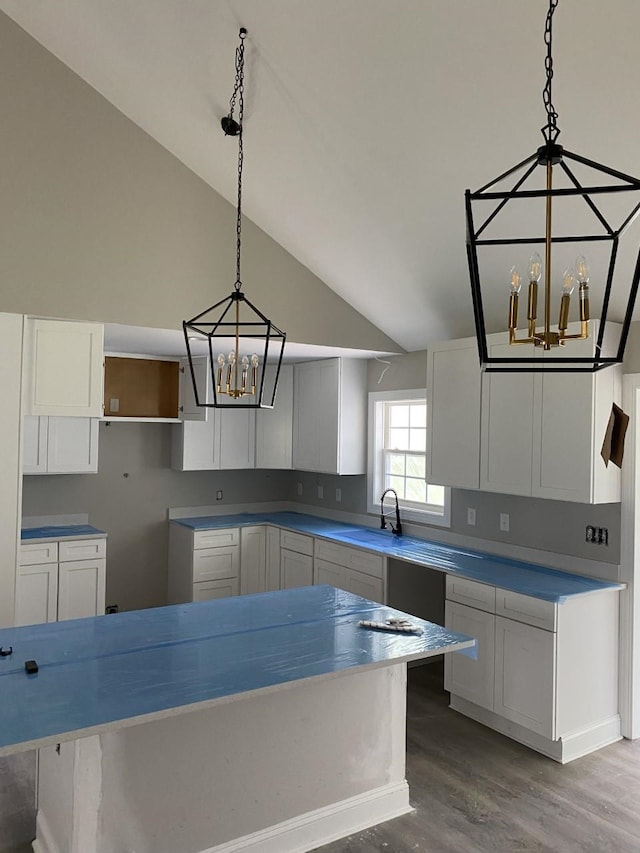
23,415 -> 48,474
172,419 -> 216,471
255,364 -> 293,469
46,418 -> 99,473
57,559 -> 106,620
192,546 -> 239,583
179,356 -> 210,422
314,558 -> 346,590
14,564 -> 58,626
25,319 -> 104,417
216,409 -> 256,469
480,337 -> 535,496
345,567 -> 384,603
193,578 -> 239,601
444,601 -> 495,711
293,360 -> 339,473
427,338 -> 481,489
265,527 -> 281,591
281,549 -> 313,589
240,527 -> 266,595
494,615 -> 556,738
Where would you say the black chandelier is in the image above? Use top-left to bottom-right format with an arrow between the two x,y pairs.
183,27 -> 286,407
466,0 -> 640,372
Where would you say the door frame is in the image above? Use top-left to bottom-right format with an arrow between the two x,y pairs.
619,374 -> 640,738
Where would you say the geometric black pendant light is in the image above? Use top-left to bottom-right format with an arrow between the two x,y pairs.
183,28 -> 286,406
466,0 -> 640,372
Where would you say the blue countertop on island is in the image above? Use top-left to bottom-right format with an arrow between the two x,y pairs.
171,511 -> 623,604
0,585 -> 474,755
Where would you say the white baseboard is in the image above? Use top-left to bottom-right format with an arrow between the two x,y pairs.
450,695 -> 621,763
32,810 -> 61,853
200,781 -> 412,853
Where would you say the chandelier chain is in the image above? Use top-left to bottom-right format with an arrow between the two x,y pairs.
541,0 -> 560,144
227,29 -> 246,291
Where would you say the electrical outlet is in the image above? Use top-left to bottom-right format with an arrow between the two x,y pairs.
216,490 -> 223,501
335,488 -> 342,503
297,482 -> 303,496
467,507 -> 476,526
586,525 -> 609,545
109,397 -> 120,413
317,485 -> 324,499
499,512 -> 510,532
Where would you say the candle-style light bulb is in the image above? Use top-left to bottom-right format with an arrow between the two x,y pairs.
562,268 -> 575,296
508,267 -> 521,332
575,256 -> 590,323
528,252 -> 542,283
558,268 -> 574,332
575,256 -> 589,285
250,353 -> 259,395
216,353 -> 225,394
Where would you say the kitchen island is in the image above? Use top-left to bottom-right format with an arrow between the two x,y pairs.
0,585 -> 474,853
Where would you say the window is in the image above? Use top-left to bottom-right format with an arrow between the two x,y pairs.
368,389 -> 450,526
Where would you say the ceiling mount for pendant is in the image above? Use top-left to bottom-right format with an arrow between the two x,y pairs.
183,26 -> 286,408
465,0 -> 640,373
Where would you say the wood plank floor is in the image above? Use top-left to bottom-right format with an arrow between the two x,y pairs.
313,663 -> 640,853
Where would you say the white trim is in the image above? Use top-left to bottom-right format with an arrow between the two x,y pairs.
620,374 -> 640,738
367,388 -> 451,528
450,695 -> 621,764
199,781 -> 412,853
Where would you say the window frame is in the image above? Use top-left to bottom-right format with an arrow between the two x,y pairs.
367,388 -> 451,528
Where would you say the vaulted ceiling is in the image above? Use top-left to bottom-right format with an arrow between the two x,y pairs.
1,0 -> 639,352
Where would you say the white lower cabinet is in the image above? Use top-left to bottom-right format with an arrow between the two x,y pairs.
168,525 -> 240,604
494,614 -> 556,738
240,526 -> 267,595
280,530 -> 314,589
23,415 -> 99,474
444,575 -> 621,762
444,600 -> 495,711
16,538 -> 106,626
313,539 -> 385,603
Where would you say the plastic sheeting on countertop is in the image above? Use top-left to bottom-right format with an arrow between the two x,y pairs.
21,524 -> 107,541
171,511 -> 624,603
0,586 -> 475,755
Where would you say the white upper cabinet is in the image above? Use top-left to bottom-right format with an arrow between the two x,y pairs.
531,334 -> 621,503
216,408 -> 256,470
480,325 -> 621,503
179,356 -> 210,422
172,360 -> 255,470
255,364 -> 293,469
480,336 -> 536,497
293,358 -> 367,475
24,318 -> 104,417
426,337 -> 482,489
23,415 -> 99,474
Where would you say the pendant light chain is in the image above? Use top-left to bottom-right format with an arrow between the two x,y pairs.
541,0 -> 560,144
226,28 -> 246,292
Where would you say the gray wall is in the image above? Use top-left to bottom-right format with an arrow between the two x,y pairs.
22,423 -> 290,612
0,12 -> 400,355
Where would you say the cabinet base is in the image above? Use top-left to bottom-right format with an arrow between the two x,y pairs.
449,695 -> 622,764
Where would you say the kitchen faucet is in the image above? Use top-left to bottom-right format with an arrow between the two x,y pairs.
379,488 -> 402,536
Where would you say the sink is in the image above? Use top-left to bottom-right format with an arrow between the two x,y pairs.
342,528 -> 404,546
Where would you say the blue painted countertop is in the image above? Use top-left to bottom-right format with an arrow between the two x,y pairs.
172,511 -> 623,604
0,585 -> 474,754
21,524 -> 107,542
